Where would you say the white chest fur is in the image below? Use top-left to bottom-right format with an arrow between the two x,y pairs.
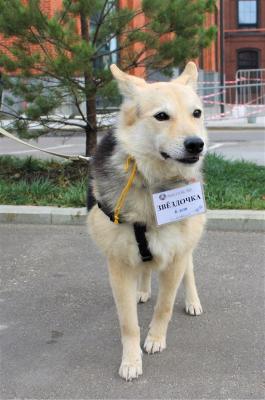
88,204 -> 206,271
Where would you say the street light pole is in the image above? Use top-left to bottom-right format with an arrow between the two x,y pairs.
220,0 -> 225,115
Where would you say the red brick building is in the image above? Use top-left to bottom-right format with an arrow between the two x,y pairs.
2,1 -> 264,82
200,6 -> 220,74
223,0 -> 265,82
119,0 -> 220,75
0,0 -> 219,77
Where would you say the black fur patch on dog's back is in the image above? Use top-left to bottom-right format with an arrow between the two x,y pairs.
87,131 -> 117,211
93,131 -> 117,177
87,177 -> 96,211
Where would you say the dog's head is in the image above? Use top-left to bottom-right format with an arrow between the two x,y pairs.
110,62 -> 207,182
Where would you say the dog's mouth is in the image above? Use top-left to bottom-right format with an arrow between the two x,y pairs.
160,151 -> 200,164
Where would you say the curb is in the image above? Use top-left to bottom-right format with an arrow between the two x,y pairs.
206,210 -> 265,232
0,205 -> 264,231
0,205 -> 87,225
206,125 -> 265,131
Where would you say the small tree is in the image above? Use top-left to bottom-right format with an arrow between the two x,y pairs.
0,0 -> 216,156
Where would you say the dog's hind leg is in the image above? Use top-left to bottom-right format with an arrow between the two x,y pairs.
108,257 -> 142,381
144,254 -> 188,354
137,267 -> 151,303
183,253 -> 203,316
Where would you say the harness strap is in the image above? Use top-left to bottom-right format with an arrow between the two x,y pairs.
97,202 -> 152,263
133,223 -> 153,262
98,201 -> 121,224
97,156 -> 153,262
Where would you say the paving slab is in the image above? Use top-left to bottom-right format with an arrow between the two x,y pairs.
0,224 -> 264,399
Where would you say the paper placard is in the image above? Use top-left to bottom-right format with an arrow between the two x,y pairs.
152,182 -> 206,226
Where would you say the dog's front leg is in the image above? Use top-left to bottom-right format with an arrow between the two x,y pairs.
144,254 -> 189,354
183,253 -> 203,316
137,267 -> 151,303
108,257 -> 142,381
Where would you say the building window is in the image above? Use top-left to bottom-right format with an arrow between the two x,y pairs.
237,49 -> 260,102
238,0 -> 258,27
237,49 -> 259,70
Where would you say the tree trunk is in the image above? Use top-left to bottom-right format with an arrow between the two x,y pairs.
80,12 -> 97,157
85,94 -> 97,157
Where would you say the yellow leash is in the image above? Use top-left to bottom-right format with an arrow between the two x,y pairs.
113,156 -> 137,224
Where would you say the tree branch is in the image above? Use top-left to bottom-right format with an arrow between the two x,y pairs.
0,104 -> 90,130
72,92 -> 87,123
94,10 -> 147,55
59,0 -> 73,24
92,0 -> 109,46
39,118 -> 86,128
29,27 -> 54,66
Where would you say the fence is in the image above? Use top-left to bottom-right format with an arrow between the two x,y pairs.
199,68 -> 265,122
1,69 -> 265,126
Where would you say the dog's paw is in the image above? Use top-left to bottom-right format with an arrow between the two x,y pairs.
144,334 -> 166,354
119,359 -> 143,381
137,291 -> 151,303
185,301 -> 203,316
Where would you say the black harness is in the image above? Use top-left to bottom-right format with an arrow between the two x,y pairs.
97,201 -> 153,262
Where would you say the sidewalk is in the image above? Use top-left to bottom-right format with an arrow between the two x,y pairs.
1,224 -> 264,399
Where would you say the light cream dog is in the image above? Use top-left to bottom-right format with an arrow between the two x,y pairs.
87,62 -> 207,381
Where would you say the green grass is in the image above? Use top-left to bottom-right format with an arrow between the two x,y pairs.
203,154 -> 265,209
0,154 -> 264,209
0,156 -> 88,207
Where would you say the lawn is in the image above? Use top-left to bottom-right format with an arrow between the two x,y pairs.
204,154 -> 265,210
0,156 -> 88,208
0,154 -> 264,209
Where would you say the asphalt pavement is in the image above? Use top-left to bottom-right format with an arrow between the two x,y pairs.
0,224 -> 264,399
207,129 -> 265,166
0,128 -> 264,165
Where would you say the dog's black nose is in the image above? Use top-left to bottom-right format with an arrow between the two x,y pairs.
184,137 -> 204,154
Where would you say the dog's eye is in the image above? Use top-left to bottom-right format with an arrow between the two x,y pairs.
193,109 -> 202,118
154,112 -> 170,121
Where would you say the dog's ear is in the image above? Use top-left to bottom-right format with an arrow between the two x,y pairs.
110,64 -> 146,98
172,62 -> 198,90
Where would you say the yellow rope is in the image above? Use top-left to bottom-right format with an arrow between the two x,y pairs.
113,156 -> 137,224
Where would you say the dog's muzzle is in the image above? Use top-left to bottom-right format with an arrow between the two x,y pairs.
184,137 -> 204,154
160,136 -> 204,164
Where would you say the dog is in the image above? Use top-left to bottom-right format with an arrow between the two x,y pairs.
87,62 -> 207,381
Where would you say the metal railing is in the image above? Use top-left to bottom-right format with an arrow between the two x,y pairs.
1,69 -> 264,125
198,68 -> 265,122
